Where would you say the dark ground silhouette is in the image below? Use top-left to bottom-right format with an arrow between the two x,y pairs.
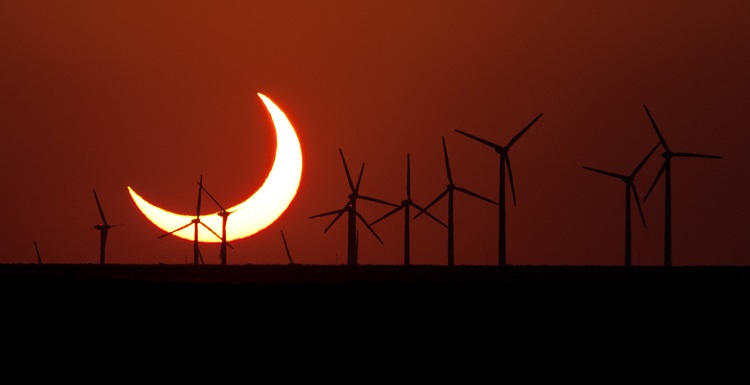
4,263 -> 748,326
3,263 -> 748,288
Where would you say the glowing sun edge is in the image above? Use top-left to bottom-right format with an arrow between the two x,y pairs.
127,93 -> 303,242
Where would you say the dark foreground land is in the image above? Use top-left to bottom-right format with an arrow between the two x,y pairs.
3,264 -> 749,330
2,263 -> 749,288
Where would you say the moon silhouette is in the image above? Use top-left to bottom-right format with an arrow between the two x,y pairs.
128,93 -> 302,242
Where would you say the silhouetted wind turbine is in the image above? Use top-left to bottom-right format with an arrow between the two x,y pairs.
416,137 -> 498,266
33,240 -> 42,265
310,148 -> 398,265
370,153 -> 447,265
159,175 -> 223,265
93,189 -> 121,265
199,182 -> 234,266
582,143 -> 659,267
642,105 -> 722,267
281,230 -> 294,265
454,112 -> 542,266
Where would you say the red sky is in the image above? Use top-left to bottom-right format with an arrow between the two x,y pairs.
1,1 -> 747,266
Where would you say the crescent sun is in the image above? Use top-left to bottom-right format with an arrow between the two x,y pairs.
127,93 -> 302,242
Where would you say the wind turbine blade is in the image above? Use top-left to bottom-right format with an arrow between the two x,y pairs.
672,152 -> 722,159
93,189 -> 108,225
505,156 -> 517,206
34,240 -> 42,265
324,207 -> 348,233
356,211 -> 383,244
415,189 -> 448,219
199,183 -> 226,212
454,129 -> 499,150
281,230 -> 294,264
442,136 -> 453,184
455,186 -> 498,205
644,161 -> 667,202
355,163 -> 365,192
631,183 -> 647,229
370,205 -> 403,226
406,153 -> 411,200
358,195 -> 399,207
507,112 -> 543,148
582,166 -> 625,180
159,222 -> 193,238
198,247 -> 204,265
310,208 -> 346,219
196,175 -> 203,218
633,142 -> 661,177
643,105 -> 670,152
339,148 -> 355,192
199,221 -> 222,241
411,203 -> 447,228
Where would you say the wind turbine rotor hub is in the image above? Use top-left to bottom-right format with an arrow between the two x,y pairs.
663,151 -> 673,159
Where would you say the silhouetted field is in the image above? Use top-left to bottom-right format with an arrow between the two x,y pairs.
3,263 -> 749,288
4,264 -> 749,329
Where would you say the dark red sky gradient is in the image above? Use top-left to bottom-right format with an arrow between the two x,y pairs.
1,1 -> 747,266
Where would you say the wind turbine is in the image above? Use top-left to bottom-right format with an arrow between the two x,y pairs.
310,148 -> 398,266
198,182 -> 234,266
370,153 -> 447,265
642,105 -> 722,267
454,113 -> 542,266
416,136 -> 498,266
582,143 -> 660,267
159,175 -> 223,265
93,189 -> 121,265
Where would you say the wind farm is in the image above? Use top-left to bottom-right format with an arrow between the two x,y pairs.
3,99 -> 735,289
4,102 -> 735,289
2,2 -> 747,292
